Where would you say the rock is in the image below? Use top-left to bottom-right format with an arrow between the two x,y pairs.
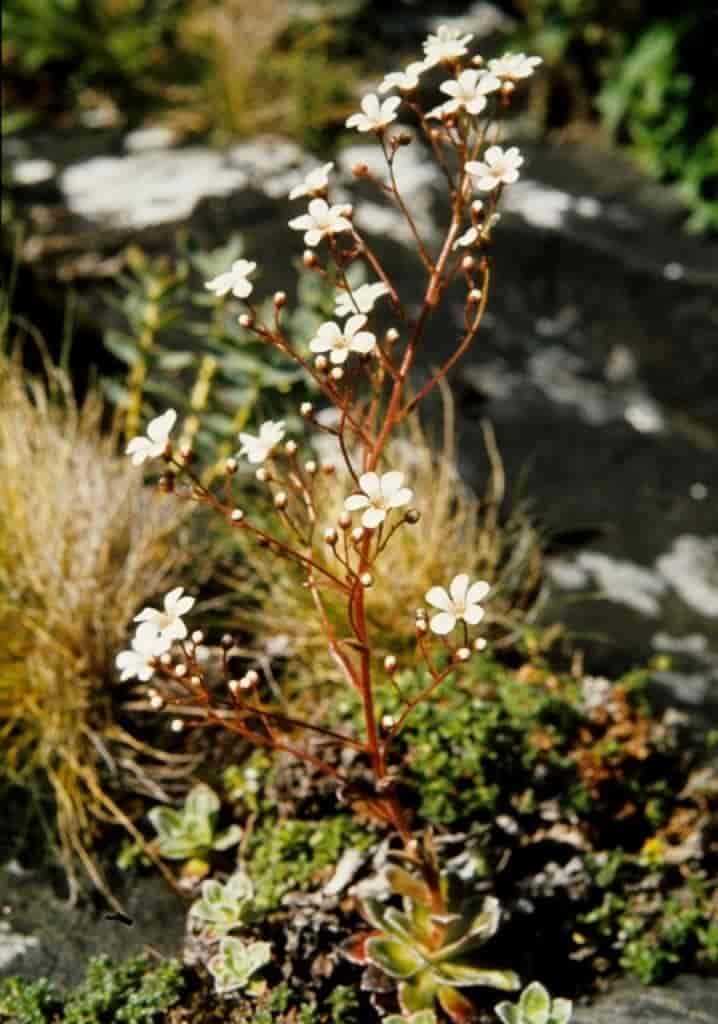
573,975 -> 718,1023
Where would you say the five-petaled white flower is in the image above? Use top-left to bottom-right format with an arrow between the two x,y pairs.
289,162 -> 334,200
346,94 -> 401,133
310,315 -> 376,365
289,199 -> 352,247
344,471 -> 413,529
205,259 -> 257,299
466,145 -> 523,191
440,69 -> 501,115
134,586 -> 195,643
425,574 -> 490,635
116,622 -> 171,682
423,25 -> 473,66
126,409 -> 177,465
335,282 -> 390,318
379,61 -> 427,94
238,420 -> 286,464
488,52 -> 542,81
453,226 -> 479,250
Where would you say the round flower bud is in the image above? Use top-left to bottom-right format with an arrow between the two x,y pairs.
468,288 -> 483,304
456,647 -> 471,662
274,490 -> 288,510
404,508 -> 421,524
360,572 -> 373,588
229,679 -> 241,696
415,607 -> 427,620
303,249 -> 318,268
245,669 -> 260,686
305,460 -> 318,475
338,511 -> 352,529
170,718 -> 184,733
385,327 -> 399,343
273,290 -> 287,307
324,527 -> 338,545
461,255 -> 475,272
149,693 -> 164,710
238,313 -> 254,328
230,508 -> 245,523
221,633 -> 233,647
300,402 -> 314,418
225,457 -> 238,474
381,714 -> 396,730
190,674 -> 202,687
330,366 -> 344,382
159,652 -> 173,666
179,443 -> 194,462
315,355 -> 329,372
473,636 -> 488,652
415,618 -> 428,635
351,526 -> 365,543
191,630 -> 204,645
471,199 -> 484,217
284,440 -> 298,456
384,655 -> 397,673
256,467 -> 269,483
502,80 -> 516,97
175,664 -> 188,678
471,55 -> 484,66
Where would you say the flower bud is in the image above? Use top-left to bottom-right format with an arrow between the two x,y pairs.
229,679 -> 241,696
238,313 -> 254,328
415,618 -> 428,635
415,607 -> 427,620
404,508 -> 421,524
385,327 -> 399,343
300,402 -> 314,418
471,199 -> 484,217
303,249 -> 318,268
351,526 -> 365,543
314,355 -> 329,372
338,511 -> 352,529
221,633 -> 233,647
456,647 -> 471,662
170,718 -> 184,733
273,290 -> 287,307
149,692 -> 165,710
330,366 -> 344,382
360,572 -> 373,587
324,527 -> 338,545
191,630 -> 204,645
305,460 -> 317,475
179,444 -> 194,462
245,669 -> 260,686
473,636 -> 488,652
472,55 -> 485,66
284,440 -> 298,456
468,288 -> 482,304
501,80 -> 516,97
225,457 -> 238,474
384,655 -> 397,673
231,508 -> 245,523
159,652 -> 172,666
461,255 -> 475,272
256,467 -> 269,483
190,674 -> 202,687
321,462 -> 335,475
158,474 -> 175,493
381,714 -> 396,730
175,664 -> 188,678
274,490 -> 288,509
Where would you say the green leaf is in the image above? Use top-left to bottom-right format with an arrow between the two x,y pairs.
366,936 -> 425,979
551,998 -> 574,1024
398,971 -> 438,1014
185,783 -> 220,822
212,825 -> 243,851
495,1002 -> 519,1024
430,962 -> 520,991
104,330 -> 140,367
157,350 -> 196,372
208,937 -> 271,994
519,981 -> 551,1024
436,985 -> 476,1024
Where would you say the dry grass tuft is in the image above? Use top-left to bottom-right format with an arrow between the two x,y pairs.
0,354 -> 189,902
228,397 -> 544,692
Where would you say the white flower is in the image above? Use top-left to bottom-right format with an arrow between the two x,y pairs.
466,145 -> 523,191
134,586 -> 195,643
439,69 -> 501,115
344,471 -> 413,529
378,61 -> 427,94
488,52 -> 542,81
116,622 -> 171,682
289,162 -> 334,200
423,25 -> 473,66
425,574 -> 490,635
238,420 -> 286,464
204,259 -> 257,300
334,282 -> 390,318
452,226 -> 479,250
346,94 -> 401,133
125,409 -> 177,465
288,198 -> 352,247
310,315 -> 376,364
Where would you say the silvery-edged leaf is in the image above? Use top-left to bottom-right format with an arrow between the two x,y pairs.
225,869 -> 253,902
551,997 -> 574,1024
208,937 -> 271,994
385,1012 -> 438,1024
366,936 -> 425,979
398,972 -> 438,1014
436,897 -> 501,961
430,962 -> 521,991
185,783 -> 221,823
519,981 -> 551,1024
495,1003 -> 520,1024
212,824 -> 243,850
436,984 -> 476,1024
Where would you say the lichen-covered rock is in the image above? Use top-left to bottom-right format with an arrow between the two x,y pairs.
573,976 -> 718,1023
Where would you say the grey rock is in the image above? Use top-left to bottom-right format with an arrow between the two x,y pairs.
573,975 -> 718,1023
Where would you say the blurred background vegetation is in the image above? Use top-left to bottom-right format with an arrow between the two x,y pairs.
2,1 -> 717,228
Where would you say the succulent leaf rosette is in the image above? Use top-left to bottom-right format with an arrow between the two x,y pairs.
345,866 -> 519,1022
495,981 -> 573,1024
148,783 -> 242,862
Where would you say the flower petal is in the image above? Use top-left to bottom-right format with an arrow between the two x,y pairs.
450,574 -> 470,604
430,611 -> 457,635
462,604 -> 485,626
359,472 -> 381,499
362,506 -> 387,529
466,580 -> 490,604
425,586 -> 452,611
345,494 -> 370,511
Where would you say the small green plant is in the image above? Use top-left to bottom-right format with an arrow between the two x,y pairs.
0,977 -> 61,1024
345,861 -> 519,1021
385,1011 -> 438,1024
495,982 -> 573,1024
190,868 -> 255,933
148,782 -> 241,862
207,936 -> 272,995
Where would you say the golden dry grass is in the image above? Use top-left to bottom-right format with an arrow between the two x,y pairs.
227,397 -> 543,692
0,354 -> 189,902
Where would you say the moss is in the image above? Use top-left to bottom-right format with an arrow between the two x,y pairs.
0,977 -> 61,1024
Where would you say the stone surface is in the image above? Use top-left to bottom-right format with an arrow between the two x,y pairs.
573,975 -> 718,1023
